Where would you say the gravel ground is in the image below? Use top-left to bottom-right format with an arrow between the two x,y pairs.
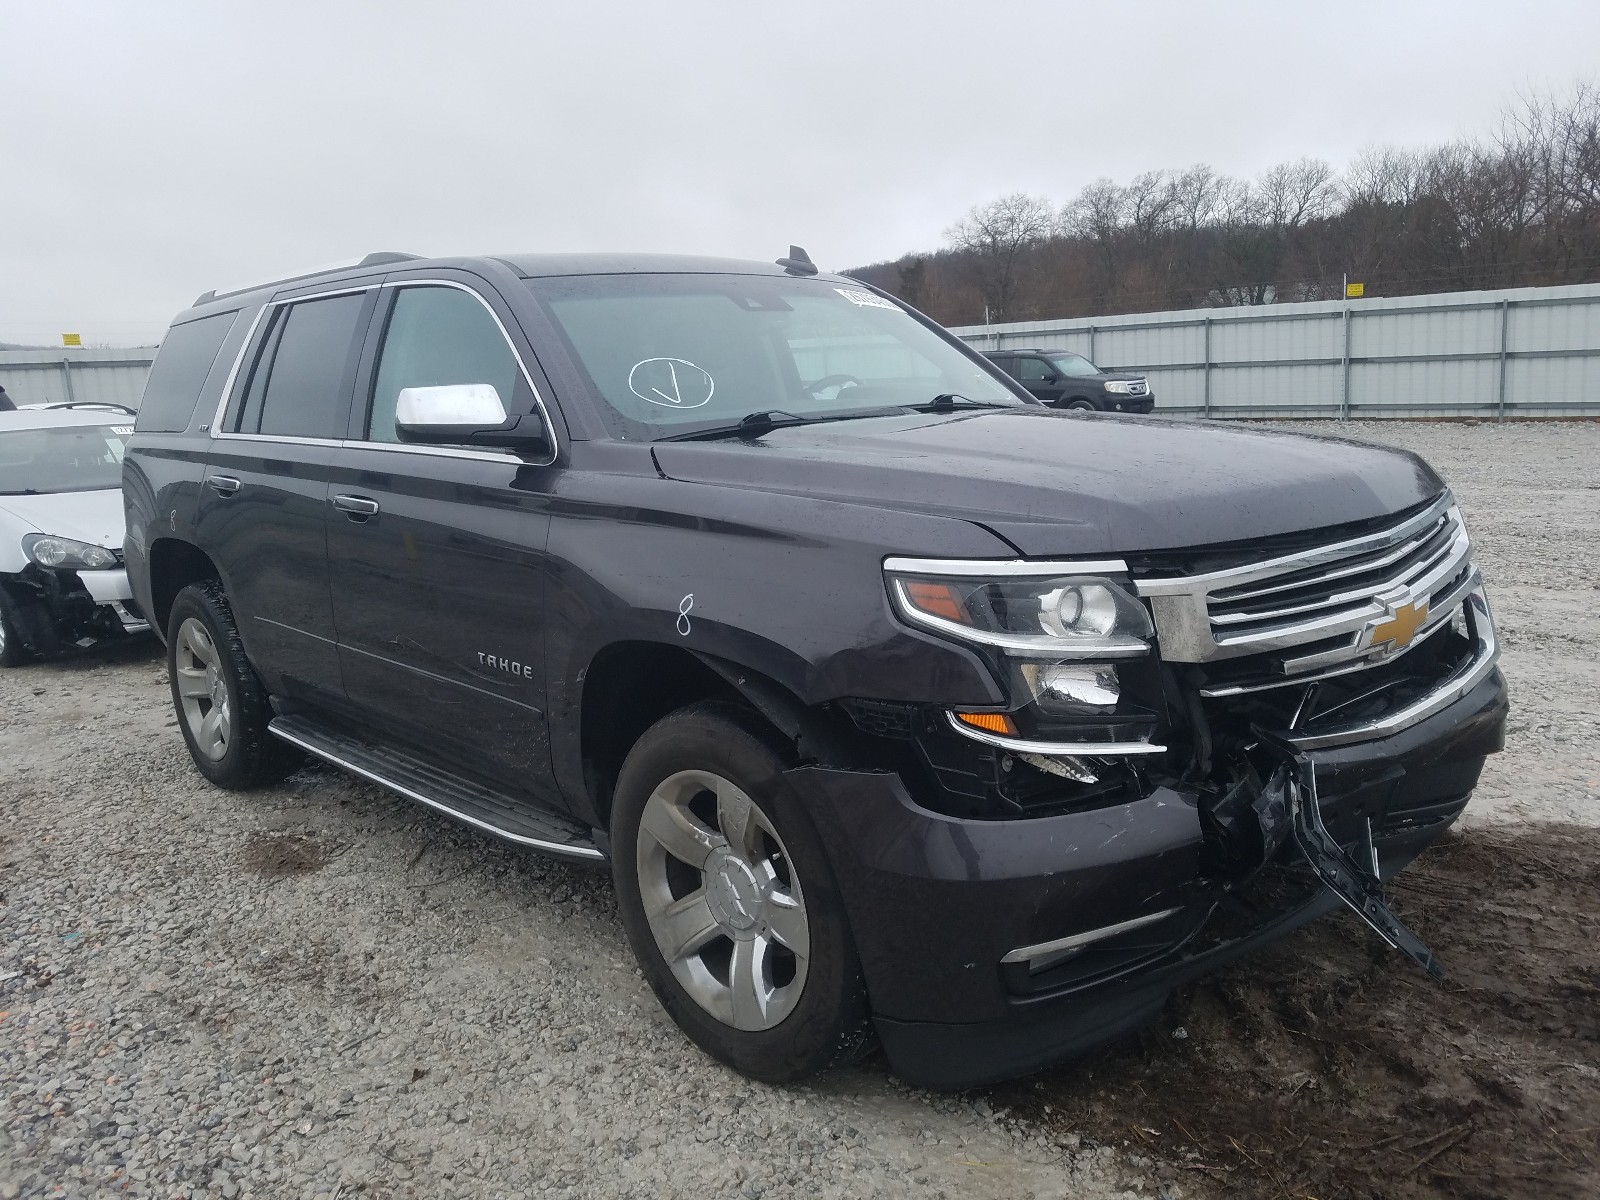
2,421 -> 1597,1199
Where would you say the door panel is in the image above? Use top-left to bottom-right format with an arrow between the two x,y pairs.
196,441 -> 340,699
198,288 -> 372,702
326,280 -> 563,804
325,447 -> 560,801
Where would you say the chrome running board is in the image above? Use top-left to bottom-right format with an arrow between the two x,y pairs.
268,714 -> 604,862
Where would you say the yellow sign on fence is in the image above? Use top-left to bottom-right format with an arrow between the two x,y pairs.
1345,282 -> 1365,299
61,333 -> 82,347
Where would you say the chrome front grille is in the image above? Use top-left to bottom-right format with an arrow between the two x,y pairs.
1136,495 -> 1480,690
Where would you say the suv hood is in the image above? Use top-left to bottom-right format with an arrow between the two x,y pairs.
0,488 -> 125,549
651,409 -> 1442,556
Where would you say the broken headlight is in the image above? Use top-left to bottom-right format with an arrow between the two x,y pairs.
885,567 -> 1152,658
22,533 -> 118,571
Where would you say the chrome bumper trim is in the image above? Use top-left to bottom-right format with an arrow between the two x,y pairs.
1282,587 -> 1500,751
1002,906 -> 1184,968
945,711 -> 1167,756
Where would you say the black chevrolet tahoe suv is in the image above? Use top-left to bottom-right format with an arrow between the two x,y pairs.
124,249 -> 1506,1089
984,348 -> 1155,413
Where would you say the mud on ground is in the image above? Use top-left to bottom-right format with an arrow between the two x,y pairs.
992,823 -> 1600,1199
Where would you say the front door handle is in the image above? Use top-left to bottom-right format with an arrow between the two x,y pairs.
332,494 -> 381,519
205,474 -> 241,495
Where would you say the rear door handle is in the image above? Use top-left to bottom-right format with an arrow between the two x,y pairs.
332,494 -> 381,518
205,474 -> 241,495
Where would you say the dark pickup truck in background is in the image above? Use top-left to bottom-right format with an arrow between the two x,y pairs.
985,347 -> 1155,413
123,248 -> 1505,1088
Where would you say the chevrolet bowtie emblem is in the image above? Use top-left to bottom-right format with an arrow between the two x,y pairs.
1369,599 -> 1429,653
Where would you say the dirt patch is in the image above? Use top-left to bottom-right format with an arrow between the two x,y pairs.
992,824 -> 1600,1199
240,832 -> 325,879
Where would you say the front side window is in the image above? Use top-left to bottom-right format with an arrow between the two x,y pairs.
235,293 -> 368,439
0,423 -> 129,494
526,274 -> 1020,440
1017,357 -> 1055,383
1050,353 -> 1102,378
367,287 -> 521,442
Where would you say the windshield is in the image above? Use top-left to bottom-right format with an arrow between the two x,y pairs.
525,274 -> 1022,439
1050,353 -> 1102,378
0,423 -> 130,494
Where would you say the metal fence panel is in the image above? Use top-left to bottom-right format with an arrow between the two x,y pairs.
0,349 -> 157,410
952,282 -> 1600,419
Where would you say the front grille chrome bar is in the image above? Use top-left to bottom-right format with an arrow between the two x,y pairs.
1281,587 -> 1500,750
1134,494 -> 1472,673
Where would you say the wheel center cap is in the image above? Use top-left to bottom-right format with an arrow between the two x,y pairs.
705,852 -> 763,933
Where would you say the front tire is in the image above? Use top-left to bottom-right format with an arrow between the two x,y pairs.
0,591 -> 31,667
1066,398 -> 1097,411
167,581 -> 299,789
611,702 -> 872,1083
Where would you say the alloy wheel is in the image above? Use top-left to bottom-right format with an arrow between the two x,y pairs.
174,617 -> 231,761
635,769 -> 810,1030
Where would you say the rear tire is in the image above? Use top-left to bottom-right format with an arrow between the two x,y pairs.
167,581 -> 300,789
0,591 -> 30,667
611,701 -> 873,1083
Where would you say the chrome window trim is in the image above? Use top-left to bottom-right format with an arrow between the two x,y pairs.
884,555 -> 1130,578
945,712 -> 1167,755
206,431 -> 524,466
207,303 -> 270,433
207,278 -> 559,468
1001,906 -> 1183,966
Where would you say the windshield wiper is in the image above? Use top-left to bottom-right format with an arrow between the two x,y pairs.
660,407 -> 906,442
0,489 -> 43,495
913,393 -> 1012,412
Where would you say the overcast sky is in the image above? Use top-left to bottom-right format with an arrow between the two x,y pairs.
4,0 -> 1598,346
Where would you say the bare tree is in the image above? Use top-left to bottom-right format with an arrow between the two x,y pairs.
1257,158 -> 1340,231
943,193 -> 1055,320
858,81 -> 1600,325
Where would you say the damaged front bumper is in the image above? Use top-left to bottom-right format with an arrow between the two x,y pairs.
798,664 -> 1507,1090
1,564 -> 149,656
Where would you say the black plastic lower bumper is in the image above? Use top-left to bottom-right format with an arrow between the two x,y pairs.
795,667 -> 1507,1089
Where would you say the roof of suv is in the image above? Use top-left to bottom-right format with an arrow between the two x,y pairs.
186,251 -> 843,317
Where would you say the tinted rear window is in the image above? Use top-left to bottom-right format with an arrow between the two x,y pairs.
245,294 -> 368,439
134,312 -> 238,433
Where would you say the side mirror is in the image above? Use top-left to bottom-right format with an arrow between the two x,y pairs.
395,384 -> 548,452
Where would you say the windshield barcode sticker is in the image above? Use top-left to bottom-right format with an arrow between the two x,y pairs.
111,426 -> 133,436
835,287 -> 898,311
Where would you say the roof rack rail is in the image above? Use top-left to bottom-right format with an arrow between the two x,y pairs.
192,252 -> 423,308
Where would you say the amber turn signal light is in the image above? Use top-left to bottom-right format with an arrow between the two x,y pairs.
902,580 -> 969,624
954,710 -> 1018,736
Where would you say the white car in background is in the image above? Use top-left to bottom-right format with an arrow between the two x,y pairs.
0,407 -> 149,665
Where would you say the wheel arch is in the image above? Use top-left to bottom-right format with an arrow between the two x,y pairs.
575,640 -> 847,830
146,537 -> 222,641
